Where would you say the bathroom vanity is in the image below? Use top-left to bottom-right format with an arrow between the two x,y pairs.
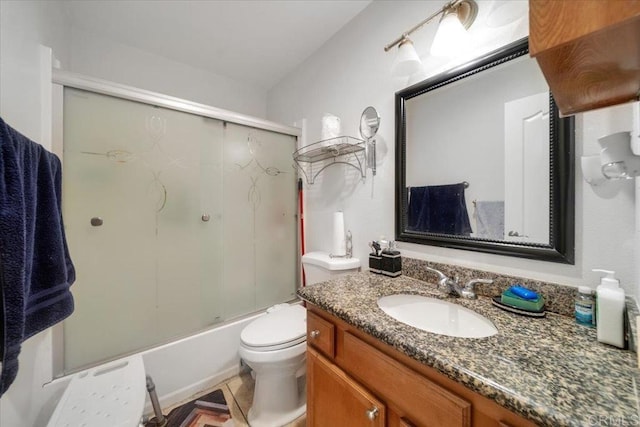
306,307 -> 533,427
298,272 -> 639,427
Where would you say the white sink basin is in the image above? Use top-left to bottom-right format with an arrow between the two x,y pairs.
377,294 -> 498,338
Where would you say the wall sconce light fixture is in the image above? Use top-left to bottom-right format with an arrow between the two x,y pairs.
384,0 -> 478,76
582,131 -> 640,186
391,36 -> 422,77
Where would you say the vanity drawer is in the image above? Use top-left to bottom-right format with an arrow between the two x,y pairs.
307,311 -> 335,358
341,332 -> 471,427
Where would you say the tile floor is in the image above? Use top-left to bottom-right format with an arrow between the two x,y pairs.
159,370 -> 306,427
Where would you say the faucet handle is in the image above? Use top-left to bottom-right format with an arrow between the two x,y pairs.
466,278 -> 494,287
424,266 -> 447,281
461,278 -> 493,299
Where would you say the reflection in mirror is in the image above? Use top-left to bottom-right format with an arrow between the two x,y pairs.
395,38 -> 575,263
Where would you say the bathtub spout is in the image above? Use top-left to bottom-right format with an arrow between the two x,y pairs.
146,375 -> 168,427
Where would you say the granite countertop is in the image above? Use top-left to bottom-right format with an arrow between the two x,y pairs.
297,272 -> 640,427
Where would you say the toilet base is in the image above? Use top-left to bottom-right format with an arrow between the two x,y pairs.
243,354 -> 306,427
247,403 -> 307,427
247,400 -> 306,427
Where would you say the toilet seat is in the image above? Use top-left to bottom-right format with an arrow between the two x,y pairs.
242,334 -> 306,352
239,339 -> 306,364
240,305 -> 306,352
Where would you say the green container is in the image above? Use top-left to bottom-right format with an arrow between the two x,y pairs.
501,289 -> 545,311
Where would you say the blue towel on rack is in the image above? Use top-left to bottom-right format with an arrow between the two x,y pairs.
407,183 -> 472,235
0,117 -> 75,396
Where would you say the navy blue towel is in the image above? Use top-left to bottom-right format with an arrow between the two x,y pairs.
0,117 -> 75,396
407,183 -> 472,235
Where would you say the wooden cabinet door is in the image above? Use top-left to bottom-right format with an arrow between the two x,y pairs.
307,347 -> 385,427
399,418 -> 417,427
340,332 -> 470,427
307,310 -> 335,358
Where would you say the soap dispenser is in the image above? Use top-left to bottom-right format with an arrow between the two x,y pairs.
594,269 -> 626,348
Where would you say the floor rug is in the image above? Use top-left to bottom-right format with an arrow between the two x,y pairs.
146,388 -> 234,427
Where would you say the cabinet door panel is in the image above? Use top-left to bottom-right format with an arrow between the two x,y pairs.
307,311 -> 335,358
308,348 -> 385,427
340,332 -> 471,427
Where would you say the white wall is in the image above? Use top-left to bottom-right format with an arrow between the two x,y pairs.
0,0 -> 69,141
0,1 -> 71,426
267,0 -> 637,295
67,27 -> 268,118
580,104 -> 637,294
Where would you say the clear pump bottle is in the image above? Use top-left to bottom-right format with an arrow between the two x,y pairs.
575,286 -> 594,328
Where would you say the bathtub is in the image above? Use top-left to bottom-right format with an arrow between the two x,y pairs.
38,311 -> 264,424
139,311 -> 263,412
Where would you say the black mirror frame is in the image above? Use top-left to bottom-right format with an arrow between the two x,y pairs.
395,38 -> 575,264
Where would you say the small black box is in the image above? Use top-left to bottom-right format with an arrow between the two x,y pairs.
369,253 -> 382,274
381,250 -> 402,277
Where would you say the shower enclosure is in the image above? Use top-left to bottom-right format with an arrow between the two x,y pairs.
56,79 -> 299,373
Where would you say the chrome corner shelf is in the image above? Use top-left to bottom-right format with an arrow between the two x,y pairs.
293,136 -> 365,184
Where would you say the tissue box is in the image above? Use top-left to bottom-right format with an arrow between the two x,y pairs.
381,250 -> 402,277
369,254 -> 382,274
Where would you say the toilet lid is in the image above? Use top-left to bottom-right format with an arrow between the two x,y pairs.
241,304 -> 306,350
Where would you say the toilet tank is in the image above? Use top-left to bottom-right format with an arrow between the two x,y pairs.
301,252 -> 360,285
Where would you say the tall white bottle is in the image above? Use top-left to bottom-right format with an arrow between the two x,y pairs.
594,269 -> 626,348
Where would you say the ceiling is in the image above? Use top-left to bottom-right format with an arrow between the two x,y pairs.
64,0 -> 372,90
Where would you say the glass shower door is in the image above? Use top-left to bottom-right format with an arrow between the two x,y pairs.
62,88 -> 224,372
222,123 -> 298,319
61,87 -> 298,373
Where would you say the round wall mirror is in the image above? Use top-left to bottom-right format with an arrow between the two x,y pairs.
360,106 -> 380,140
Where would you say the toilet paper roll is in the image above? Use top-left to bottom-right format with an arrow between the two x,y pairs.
321,113 -> 341,142
332,211 -> 346,256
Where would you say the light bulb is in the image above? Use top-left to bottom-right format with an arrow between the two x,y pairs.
392,38 -> 422,77
431,11 -> 470,57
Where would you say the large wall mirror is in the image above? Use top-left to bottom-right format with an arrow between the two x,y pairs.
395,38 -> 575,263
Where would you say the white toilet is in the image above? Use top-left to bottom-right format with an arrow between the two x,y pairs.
301,251 -> 361,285
238,251 -> 360,427
239,304 -> 307,427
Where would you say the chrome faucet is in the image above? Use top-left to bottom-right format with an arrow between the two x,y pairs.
424,266 -> 493,299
